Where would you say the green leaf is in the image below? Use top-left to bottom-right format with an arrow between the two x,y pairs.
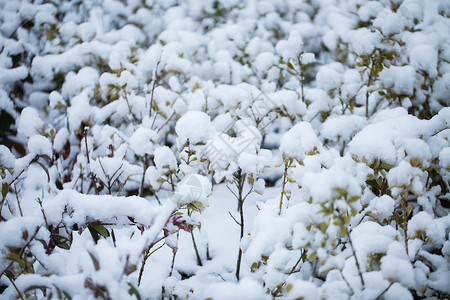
370,159 -> 381,170
24,285 -> 49,294
410,157 -> 420,167
335,187 -> 347,196
94,225 -> 110,238
286,61 -> 294,70
318,222 -> 328,233
55,286 -> 63,299
2,182 -> 8,198
248,176 -> 255,186
348,196 -> 360,203
333,219 -> 343,226
341,227 -> 348,237
401,191 -> 409,200
88,252 -> 100,271
6,252 -> 22,263
22,230 -> 29,241
366,179 -> 380,190
189,201 -> 204,211
89,227 -> 100,243
344,215 -> 352,223
407,204 -> 413,217
18,259 -> 26,269
380,163 -> 394,171
128,283 -> 141,300
125,264 -> 137,275
251,262 -> 261,271
376,177 -> 383,188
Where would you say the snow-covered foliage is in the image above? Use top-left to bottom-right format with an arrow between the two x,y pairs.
0,0 -> 449,299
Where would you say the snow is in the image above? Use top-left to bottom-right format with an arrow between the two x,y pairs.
0,145 -> 15,169
202,277 -> 270,300
317,65 -> 341,92
31,42 -> 112,80
254,52 -> 278,73
410,44 -> 438,78
0,89 -> 16,117
381,252 -> 415,287
300,52 -> 315,65
379,66 -> 416,96
408,211 -> 445,243
272,90 -> 306,115
440,147 -> 450,168
172,173 -> 211,205
28,135 -> 52,157
358,1 -> 384,22
280,122 -> 321,161
43,189 -> 161,226
1,0 -> 449,299
365,195 -> 395,221
154,146 -> 177,171
62,67 -> 99,98
384,283 -> 413,300
321,115 -> 367,141
303,165 -> 361,204
245,200 -> 293,264
129,127 -> 160,156
253,178 -> 265,195
28,92 -> 49,109
17,107 -> 44,138
276,31 -> 303,62
351,222 -> 399,267
351,28 -> 381,56
387,160 -> 422,188
67,91 -> 94,130
0,216 -> 42,249
373,12 -> 405,36
348,108 -> 433,164
285,279 -> 318,300
399,0 -> 424,23
175,111 -> 214,146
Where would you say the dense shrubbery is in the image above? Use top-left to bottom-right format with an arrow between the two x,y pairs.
0,0 -> 449,299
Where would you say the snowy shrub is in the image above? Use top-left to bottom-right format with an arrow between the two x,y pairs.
0,0 -> 449,299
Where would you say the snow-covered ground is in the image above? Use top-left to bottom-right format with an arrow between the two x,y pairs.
0,0 -> 449,299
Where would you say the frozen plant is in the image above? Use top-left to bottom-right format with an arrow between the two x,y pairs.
0,0 -> 449,299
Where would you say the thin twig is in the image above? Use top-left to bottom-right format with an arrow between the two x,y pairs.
347,232 -> 365,288
279,159 -> 290,215
288,250 -> 305,274
228,211 -> 241,226
340,269 -> 355,296
13,184 -> 24,217
169,232 -> 179,277
375,282 -> 394,300
139,155 -> 148,197
226,184 -> 238,200
190,229 -> 203,266
138,238 -> 164,286
0,227 -> 41,278
37,198 -> 49,229
84,128 -> 99,195
156,111 -> 176,133
235,169 -> 246,281
149,57 -> 162,118
7,275 -> 25,300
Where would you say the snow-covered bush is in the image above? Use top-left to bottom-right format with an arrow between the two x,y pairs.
1,0 -> 449,299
